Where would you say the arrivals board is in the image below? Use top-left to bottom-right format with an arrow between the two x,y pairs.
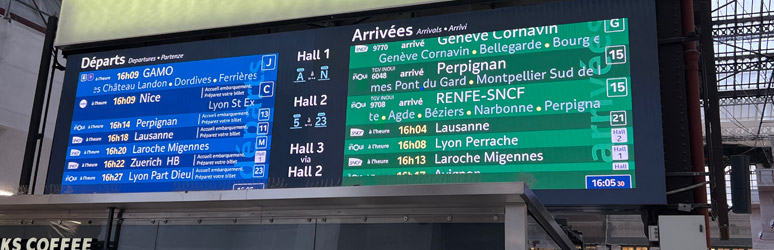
49,0 -> 665,204
343,20 -> 634,189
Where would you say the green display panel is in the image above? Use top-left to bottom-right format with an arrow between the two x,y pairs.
344,19 -> 634,190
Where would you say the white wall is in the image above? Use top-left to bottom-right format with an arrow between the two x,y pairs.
0,19 -> 64,194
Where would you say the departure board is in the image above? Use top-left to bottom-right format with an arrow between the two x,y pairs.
62,55 -> 276,192
49,0 -> 666,205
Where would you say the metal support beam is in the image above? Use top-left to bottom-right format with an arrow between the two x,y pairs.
505,204 -> 528,250
696,0 -> 730,240
658,0 -> 695,208
523,188 -> 577,250
718,89 -> 772,98
103,207 -> 115,250
3,0 -> 11,21
681,0 -> 714,246
19,16 -> 57,195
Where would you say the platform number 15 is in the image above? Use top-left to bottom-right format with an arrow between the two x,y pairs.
605,45 -> 627,65
609,49 -> 624,60
607,78 -> 628,97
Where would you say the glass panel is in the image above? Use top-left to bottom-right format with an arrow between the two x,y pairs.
315,223 -> 504,250
257,224 -> 316,250
20,222 -> 104,239
3,220 -> 554,250
152,224 -> 315,250
0,225 -> 27,238
527,215 -> 561,250
116,225 -> 159,250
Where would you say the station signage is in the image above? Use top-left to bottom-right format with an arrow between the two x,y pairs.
48,0 -> 665,205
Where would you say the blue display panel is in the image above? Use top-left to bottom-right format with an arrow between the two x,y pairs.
585,175 -> 632,189
61,54 -> 277,193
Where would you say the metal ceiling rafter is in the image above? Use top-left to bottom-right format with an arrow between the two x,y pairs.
711,0 -> 774,145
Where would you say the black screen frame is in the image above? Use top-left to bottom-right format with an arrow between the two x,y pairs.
46,0 -> 667,205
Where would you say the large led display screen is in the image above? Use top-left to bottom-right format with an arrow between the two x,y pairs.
48,0 -> 665,204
